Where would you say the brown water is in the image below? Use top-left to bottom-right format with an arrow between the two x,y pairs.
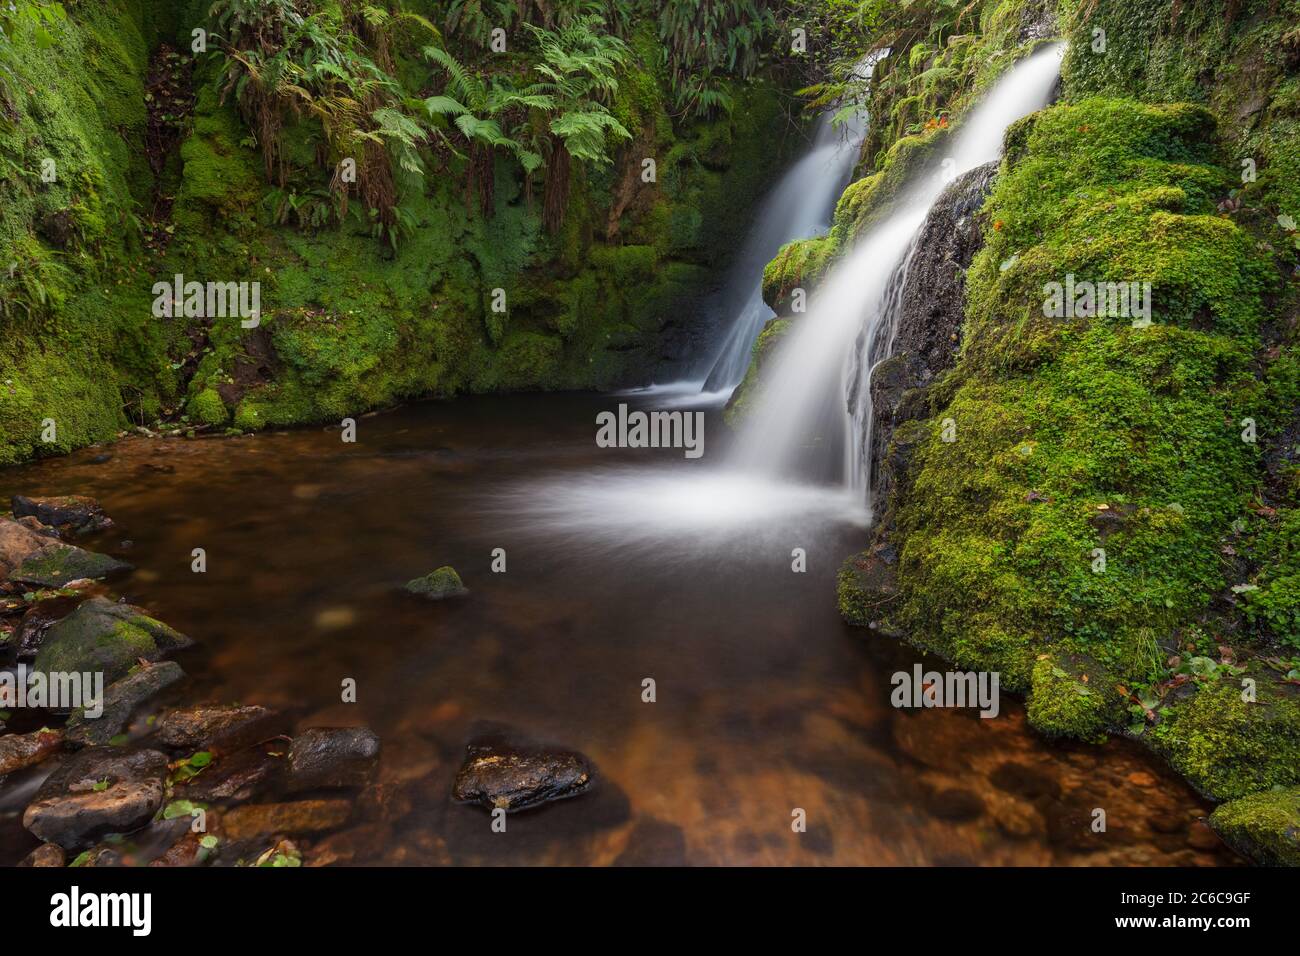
0,393 -> 1240,865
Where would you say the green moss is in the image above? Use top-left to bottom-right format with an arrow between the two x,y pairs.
1147,676 -> 1300,800
762,236 -> 835,315
188,387 -> 227,426
1027,654 -> 1124,744
1210,787 -> 1300,866
724,318 -> 790,427
403,566 -> 468,600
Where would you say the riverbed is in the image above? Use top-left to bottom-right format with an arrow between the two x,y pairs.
0,393 -> 1241,865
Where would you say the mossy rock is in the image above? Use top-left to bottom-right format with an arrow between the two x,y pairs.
33,596 -> 193,686
762,236 -> 836,315
1209,787 -> 1300,867
404,566 -> 468,601
1146,675 -> 1300,801
724,319 -> 791,428
1026,655 -> 1124,745
837,551 -> 900,630
188,388 -> 228,426
12,544 -> 133,588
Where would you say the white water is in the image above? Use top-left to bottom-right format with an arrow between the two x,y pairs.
510,45 -> 1062,544
627,61 -> 875,409
732,43 -> 1064,513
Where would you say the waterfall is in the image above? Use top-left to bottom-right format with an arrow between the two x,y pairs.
731,43 -> 1064,510
631,58 -> 877,407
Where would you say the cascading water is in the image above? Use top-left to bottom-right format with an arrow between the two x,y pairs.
631,59 -> 876,408
507,44 -> 1063,549
732,43 -> 1065,512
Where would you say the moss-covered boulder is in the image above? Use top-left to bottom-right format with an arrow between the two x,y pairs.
724,319 -> 790,428
10,543 -> 132,588
33,597 -> 193,686
1146,674 -> 1300,801
404,566 -> 468,601
1026,654 -> 1126,745
761,237 -> 836,315
1210,787 -> 1300,867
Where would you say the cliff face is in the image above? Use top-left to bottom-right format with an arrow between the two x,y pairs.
0,2 -> 798,463
750,0 -> 1300,865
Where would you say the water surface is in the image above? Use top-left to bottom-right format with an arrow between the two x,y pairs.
0,394 -> 1239,866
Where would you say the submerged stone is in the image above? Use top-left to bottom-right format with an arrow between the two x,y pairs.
33,597 -> 192,686
287,727 -> 380,792
404,566 -> 468,600
23,747 -> 168,849
65,661 -> 186,747
222,799 -> 352,841
452,729 -> 594,812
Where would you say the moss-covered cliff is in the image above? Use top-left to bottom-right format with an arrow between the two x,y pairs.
775,0 -> 1300,863
0,0 -> 797,462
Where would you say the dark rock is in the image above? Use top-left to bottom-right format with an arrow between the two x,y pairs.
13,595 -> 84,660
149,830 -> 212,867
837,549 -> 900,630
1087,502 -> 1138,539
11,495 -> 113,536
11,544 -> 131,587
23,747 -> 168,849
16,516 -> 60,539
0,728 -> 63,776
33,597 -> 191,686
177,746 -> 281,802
989,761 -> 1062,801
222,799 -> 352,840
287,727 -> 380,792
156,704 -> 281,755
403,566 -> 468,600
1017,0 -> 1058,43
18,843 -> 65,867
65,661 -> 185,747
452,728 -> 595,812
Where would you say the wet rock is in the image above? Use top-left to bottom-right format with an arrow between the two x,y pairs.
33,597 -> 191,686
0,728 -> 63,777
12,595 -> 84,660
16,516 -> 60,538
18,843 -> 65,867
864,162 -> 999,495
287,728 -> 380,792
156,704 -> 280,755
1209,787 -> 1300,866
0,517 -> 56,579
222,799 -> 352,841
404,566 -> 468,600
837,549 -> 899,630
11,495 -> 113,536
10,543 -> 131,587
308,822 -> 393,866
23,747 -> 168,849
176,746 -> 281,802
65,661 -> 185,747
452,729 -> 595,812
149,830 -> 213,867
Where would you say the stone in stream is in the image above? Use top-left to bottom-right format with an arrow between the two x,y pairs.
33,597 -> 192,688
403,566 -> 468,600
64,661 -> 186,747
23,747 -> 168,849
155,703 -> 282,755
221,799 -> 352,841
12,595 -> 84,660
18,843 -> 66,867
176,746 -> 281,802
0,728 -> 63,777
452,728 -> 595,812
287,727 -> 380,792
0,517 -> 132,587
11,495 -> 113,536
